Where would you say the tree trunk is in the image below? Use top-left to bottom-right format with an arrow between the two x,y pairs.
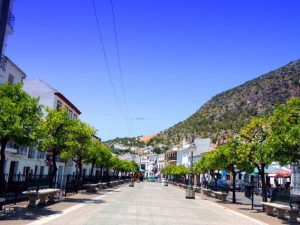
90,160 -> 95,177
231,164 -> 236,203
0,139 -> 8,196
260,165 -> 267,202
50,150 -> 58,188
75,159 -> 82,192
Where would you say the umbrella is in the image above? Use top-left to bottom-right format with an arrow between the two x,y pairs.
268,168 -> 291,178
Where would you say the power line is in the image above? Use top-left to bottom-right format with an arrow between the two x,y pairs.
91,0 -> 126,120
109,0 -> 130,120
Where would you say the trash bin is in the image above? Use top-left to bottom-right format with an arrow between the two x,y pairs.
245,185 -> 253,198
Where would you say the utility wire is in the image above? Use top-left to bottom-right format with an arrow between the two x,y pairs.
109,0 -> 132,137
91,0 -> 126,119
109,0 -> 130,120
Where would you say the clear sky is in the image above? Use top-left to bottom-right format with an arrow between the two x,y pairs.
6,0 -> 300,140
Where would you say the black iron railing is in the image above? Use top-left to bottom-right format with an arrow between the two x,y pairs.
7,10 -> 15,30
0,55 -> 7,71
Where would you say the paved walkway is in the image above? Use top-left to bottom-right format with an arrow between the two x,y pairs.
16,182 -> 269,225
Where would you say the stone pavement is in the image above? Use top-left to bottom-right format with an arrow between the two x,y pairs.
0,182 -> 275,225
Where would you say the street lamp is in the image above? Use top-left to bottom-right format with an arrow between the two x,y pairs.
185,143 -> 196,199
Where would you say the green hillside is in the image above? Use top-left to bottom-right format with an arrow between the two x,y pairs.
154,60 -> 300,144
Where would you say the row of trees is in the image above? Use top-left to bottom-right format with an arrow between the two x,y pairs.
0,84 -> 138,194
162,164 -> 190,177
194,97 -> 300,203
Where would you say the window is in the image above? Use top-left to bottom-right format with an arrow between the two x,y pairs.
68,109 -> 73,118
8,74 -> 14,85
57,101 -> 62,110
73,113 -> 78,119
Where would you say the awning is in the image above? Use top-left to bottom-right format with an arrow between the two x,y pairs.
253,165 -> 280,174
268,168 -> 291,178
139,168 -> 145,172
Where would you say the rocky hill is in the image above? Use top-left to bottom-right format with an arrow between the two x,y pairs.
154,60 -> 300,145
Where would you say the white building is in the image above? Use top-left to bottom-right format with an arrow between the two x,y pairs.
176,139 -> 192,167
0,57 -> 26,84
0,0 -> 16,83
3,79 -> 99,188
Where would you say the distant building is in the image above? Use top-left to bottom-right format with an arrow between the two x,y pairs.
165,148 -> 178,165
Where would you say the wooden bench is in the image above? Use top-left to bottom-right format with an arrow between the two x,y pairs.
23,188 -> 61,207
261,202 -> 299,223
212,191 -> 228,201
202,188 -> 212,196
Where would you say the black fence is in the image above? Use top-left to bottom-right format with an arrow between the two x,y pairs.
1,173 -> 130,206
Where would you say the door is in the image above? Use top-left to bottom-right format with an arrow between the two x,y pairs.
57,166 -> 63,188
8,161 -> 18,182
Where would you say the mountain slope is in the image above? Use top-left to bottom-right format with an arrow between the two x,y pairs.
155,60 -> 300,144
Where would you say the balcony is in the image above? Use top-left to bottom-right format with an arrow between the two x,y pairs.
17,147 -> 28,156
36,151 -> 46,159
7,10 -> 15,31
28,147 -> 36,159
0,55 -> 7,71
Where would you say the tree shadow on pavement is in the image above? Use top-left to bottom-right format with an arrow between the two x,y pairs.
0,206 -> 62,221
63,198 -> 105,204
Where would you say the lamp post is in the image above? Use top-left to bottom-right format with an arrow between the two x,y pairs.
185,143 -> 195,199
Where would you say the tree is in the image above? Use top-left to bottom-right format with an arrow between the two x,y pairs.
153,147 -> 161,154
85,140 -> 106,177
39,107 -> 71,187
61,119 -> 96,188
239,117 -> 273,202
268,97 -> 300,165
214,138 -> 251,203
0,83 -> 42,194
162,164 -> 176,180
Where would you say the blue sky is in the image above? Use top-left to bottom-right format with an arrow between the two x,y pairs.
6,0 -> 300,140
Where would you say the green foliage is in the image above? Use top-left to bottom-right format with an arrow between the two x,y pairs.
162,164 -> 189,176
0,83 -> 43,192
153,147 -> 162,154
268,97 -> 300,165
38,107 -> 70,154
104,137 -> 146,148
0,83 -> 43,146
61,119 -> 96,166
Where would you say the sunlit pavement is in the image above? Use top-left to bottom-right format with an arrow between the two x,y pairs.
26,182 -> 267,225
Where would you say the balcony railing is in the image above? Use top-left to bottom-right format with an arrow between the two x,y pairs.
36,151 -> 45,159
28,148 -> 36,159
0,55 -> 7,71
17,147 -> 28,156
7,10 -> 15,31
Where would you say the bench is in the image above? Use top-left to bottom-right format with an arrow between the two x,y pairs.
261,202 -> 299,223
23,188 -> 61,207
0,198 -> 5,211
202,188 -> 212,196
212,191 -> 228,201
194,187 -> 201,193
84,183 -> 98,193
97,183 -> 106,189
